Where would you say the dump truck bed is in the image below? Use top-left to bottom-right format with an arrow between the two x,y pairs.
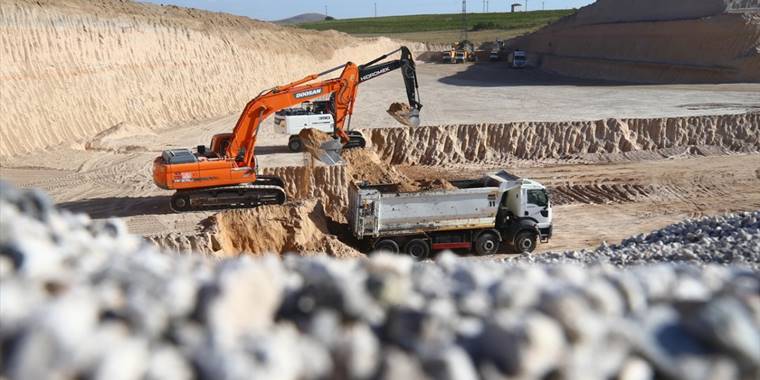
348,178 -> 506,239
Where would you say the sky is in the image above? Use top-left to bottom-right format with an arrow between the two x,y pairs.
139,0 -> 595,21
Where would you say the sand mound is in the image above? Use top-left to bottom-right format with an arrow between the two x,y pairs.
509,0 -> 760,83
0,0 -> 424,157
84,122 -> 156,152
213,200 -> 360,258
343,149 -> 455,193
298,128 -> 336,162
147,200 -> 359,257
366,113 -> 760,165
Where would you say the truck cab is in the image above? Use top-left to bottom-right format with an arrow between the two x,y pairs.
491,173 -> 552,252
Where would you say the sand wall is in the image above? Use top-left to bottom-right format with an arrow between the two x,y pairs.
510,1 -> 760,83
262,165 -> 351,223
0,0 -> 422,157
366,113 -> 760,165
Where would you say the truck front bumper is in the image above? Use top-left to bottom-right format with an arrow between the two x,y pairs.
538,226 -> 553,242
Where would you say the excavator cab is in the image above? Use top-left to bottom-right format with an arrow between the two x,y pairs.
209,133 -> 233,158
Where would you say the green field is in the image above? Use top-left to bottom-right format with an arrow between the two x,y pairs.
299,10 -> 572,39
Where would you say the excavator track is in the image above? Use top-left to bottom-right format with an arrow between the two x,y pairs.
169,176 -> 287,212
344,131 -> 367,149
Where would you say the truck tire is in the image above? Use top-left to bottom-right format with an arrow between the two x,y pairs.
288,137 -> 303,152
405,239 -> 430,260
474,232 -> 499,256
514,231 -> 537,254
373,239 -> 399,254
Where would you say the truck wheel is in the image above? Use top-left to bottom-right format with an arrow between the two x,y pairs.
373,239 -> 399,254
474,232 -> 499,256
405,239 -> 430,260
288,137 -> 303,152
170,193 -> 191,212
514,231 -> 537,254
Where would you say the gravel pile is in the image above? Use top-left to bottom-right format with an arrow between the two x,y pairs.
506,212 -> 760,269
2,183 -> 760,380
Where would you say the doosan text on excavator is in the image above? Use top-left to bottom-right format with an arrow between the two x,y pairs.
152,47 -> 422,212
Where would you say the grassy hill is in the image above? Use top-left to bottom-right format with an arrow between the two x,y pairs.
298,10 -> 573,44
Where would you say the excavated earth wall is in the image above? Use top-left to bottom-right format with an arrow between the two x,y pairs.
365,113 -> 760,166
262,165 -> 351,223
510,0 -> 760,83
0,0 -> 421,157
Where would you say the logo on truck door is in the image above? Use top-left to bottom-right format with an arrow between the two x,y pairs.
294,88 -> 322,99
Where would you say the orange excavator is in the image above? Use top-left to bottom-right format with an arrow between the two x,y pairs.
153,46 -> 422,212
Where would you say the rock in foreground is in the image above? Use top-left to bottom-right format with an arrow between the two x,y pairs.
1,183 -> 759,380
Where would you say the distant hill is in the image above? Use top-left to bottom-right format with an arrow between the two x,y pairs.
297,10 -> 572,44
275,13 -> 328,25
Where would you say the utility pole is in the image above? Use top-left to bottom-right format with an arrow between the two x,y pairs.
462,0 -> 468,41
325,5 -> 328,17
374,2 -> 377,17
486,0 -> 489,12
542,1 -> 545,10
525,0 -> 528,11
482,0 -> 485,13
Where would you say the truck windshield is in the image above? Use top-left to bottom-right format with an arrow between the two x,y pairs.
527,189 -> 548,207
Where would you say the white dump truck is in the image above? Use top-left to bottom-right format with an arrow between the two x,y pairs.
348,170 -> 553,258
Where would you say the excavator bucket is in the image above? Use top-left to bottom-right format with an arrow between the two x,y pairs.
405,108 -> 421,128
318,138 -> 345,165
387,103 -> 421,128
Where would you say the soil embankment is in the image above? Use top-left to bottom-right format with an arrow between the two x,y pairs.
0,0 -> 422,157
366,112 -> 760,165
510,0 -> 760,83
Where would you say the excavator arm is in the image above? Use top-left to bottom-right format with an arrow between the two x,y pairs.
227,46 -> 422,167
358,46 -> 422,112
226,63 -> 360,167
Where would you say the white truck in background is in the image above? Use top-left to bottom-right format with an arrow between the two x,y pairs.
509,49 -> 528,68
275,100 -> 332,152
348,170 -> 553,259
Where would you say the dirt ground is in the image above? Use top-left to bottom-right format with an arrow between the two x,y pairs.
2,62 -> 759,256
398,153 -> 760,254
